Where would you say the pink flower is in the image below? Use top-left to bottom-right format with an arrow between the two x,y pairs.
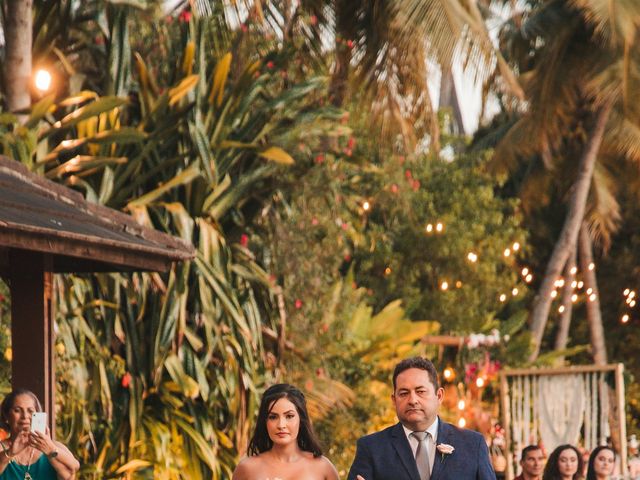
240,234 -> 249,247
295,299 -> 303,309
390,184 -> 399,193
436,443 -> 455,461
310,15 -> 318,25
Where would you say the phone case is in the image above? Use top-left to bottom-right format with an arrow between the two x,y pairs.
31,412 -> 47,434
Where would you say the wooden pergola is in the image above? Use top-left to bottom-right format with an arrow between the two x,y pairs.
0,156 -> 194,432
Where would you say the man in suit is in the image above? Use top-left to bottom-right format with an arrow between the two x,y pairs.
348,357 -> 495,480
514,445 -> 545,480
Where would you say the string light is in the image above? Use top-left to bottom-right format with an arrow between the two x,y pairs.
455,281 -> 462,288
624,289 -> 630,296
512,242 -> 520,251
631,300 -> 637,308
458,418 -> 467,428
571,294 -> 578,303
499,294 -> 507,302
426,224 -> 433,233
622,314 -> 630,323
436,222 -> 444,232
458,400 -> 466,410
521,268 -> 529,276
571,281 -> 578,288
443,368 -> 454,380
525,274 -> 533,283
555,279 -> 565,288
476,377 -> 485,388
588,263 -> 595,271
629,291 -> 636,299
34,69 -> 52,92
467,252 -> 478,263
589,294 -> 597,302
441,281 -> 449,291
577,281 -> 584,289
384,267 -> 392,276
570,266 -> 578,275
558,305 -> 565,313
512,288 -> 519,296
586,288 -> 593,295
551,290 -> 558,299
362,201 -> 371,211
503,248 -> 511,257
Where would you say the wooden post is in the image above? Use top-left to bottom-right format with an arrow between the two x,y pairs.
500,372 -> 514,480
9,250 -> 55,436
616,363 -> 627,475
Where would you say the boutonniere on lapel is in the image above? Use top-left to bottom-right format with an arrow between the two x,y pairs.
436,443 -> 455,462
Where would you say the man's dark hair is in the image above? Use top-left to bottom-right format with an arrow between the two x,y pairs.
521,444 -> 543,461
392,357 -> 439,391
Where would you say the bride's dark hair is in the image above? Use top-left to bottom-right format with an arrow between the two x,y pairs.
247,383 -> 323,457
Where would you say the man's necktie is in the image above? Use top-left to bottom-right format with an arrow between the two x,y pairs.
411,431 -> 431,480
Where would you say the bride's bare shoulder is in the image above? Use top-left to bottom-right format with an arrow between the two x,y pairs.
232,455 -> 264,479
309,455 -> 339,479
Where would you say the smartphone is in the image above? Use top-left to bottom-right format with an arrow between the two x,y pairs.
31,412 -> 47,434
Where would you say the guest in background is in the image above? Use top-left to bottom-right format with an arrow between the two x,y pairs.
542,444 -> 584,480
586,446 -> 615,480
515,445 -> 545,480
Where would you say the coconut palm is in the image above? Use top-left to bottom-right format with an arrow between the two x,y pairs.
483,0 -> 640,361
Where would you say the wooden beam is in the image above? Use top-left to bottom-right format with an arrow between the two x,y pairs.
615,364 -> 627,475
501,363 -> 618,377
10,250 -> 55,436
499,371 -> 514,480
421,335 -> 465,347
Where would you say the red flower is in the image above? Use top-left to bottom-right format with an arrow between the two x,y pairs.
95,35 -> 105,45
295,299 -> 303,309
347,40 -> 354,48
347,137 -> 356,149
121,372 -> 132,388
310,15 -> 318,25
240,234 -> 249,247
390,183 -> 399,193
405,169 -> 412,179
311,217 -> 319,226
179,10 -> 191,22
0,294 -> 5,303
343,148 -> 352,156
343,254 -> 352,262
315,154 -> 325,164
341,222 -> 349,231
241,23 -> 248,32
412,179 -> 420,191
266,61 -> 275,69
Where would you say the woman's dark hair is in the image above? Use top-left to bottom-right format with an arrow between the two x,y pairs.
586,446 -> 615,480
247,384 -> 323,457
0,389 -> 42,431
543,444 -> 585,480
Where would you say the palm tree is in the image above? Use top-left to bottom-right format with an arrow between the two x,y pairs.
2,0 -> 33,116
484,0 -> 640,361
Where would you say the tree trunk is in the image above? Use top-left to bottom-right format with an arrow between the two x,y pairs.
579,221 -> 608,364
528,103 -> 612,361
554,247 -> 577,365
329,0 -> 353,107
3,0 -> 33,117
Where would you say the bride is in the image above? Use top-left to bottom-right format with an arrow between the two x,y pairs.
232,384 -> 339,480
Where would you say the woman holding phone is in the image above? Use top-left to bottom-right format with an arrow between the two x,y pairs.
0,389 -> 79,480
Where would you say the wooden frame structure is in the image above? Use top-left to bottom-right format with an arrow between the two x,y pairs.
0,156 -> 195,434
500,364 -> 627,480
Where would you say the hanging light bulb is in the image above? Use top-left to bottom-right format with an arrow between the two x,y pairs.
499,294 -> 507,302
458,400 -> 466,410
34,69 -> 52,92
441,281 -> 449,291
512,288 -> 519,296
571,294 -> 578,303
570,266 -> 578,275
436,222 -> 444,232
624,289 -> 630,296
559,305 -> 565,313
512,242 -> 520,251
622,314 -> 630,323
588,262 -> 595,271
503,248 -> 511,257
362,201 -> 371,211
443,368 -> 454,380
458,418 -> 467,428
426,224 -> 433,233
589,294 -> 597,302
467,252 -> 478,263
522,267 -> 529,276
577,281 -> 584,289
525,274 -> 533,283
551,290 -> 558,299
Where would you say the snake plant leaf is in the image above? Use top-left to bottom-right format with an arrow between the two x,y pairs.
258,146 -> 295,164
209,52 -> 232,107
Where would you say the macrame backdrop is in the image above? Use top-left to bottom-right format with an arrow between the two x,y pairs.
508,372 -> 610,468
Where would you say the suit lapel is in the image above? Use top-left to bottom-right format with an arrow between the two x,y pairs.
390,423 -> 421,480
430,418 -> 451,480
